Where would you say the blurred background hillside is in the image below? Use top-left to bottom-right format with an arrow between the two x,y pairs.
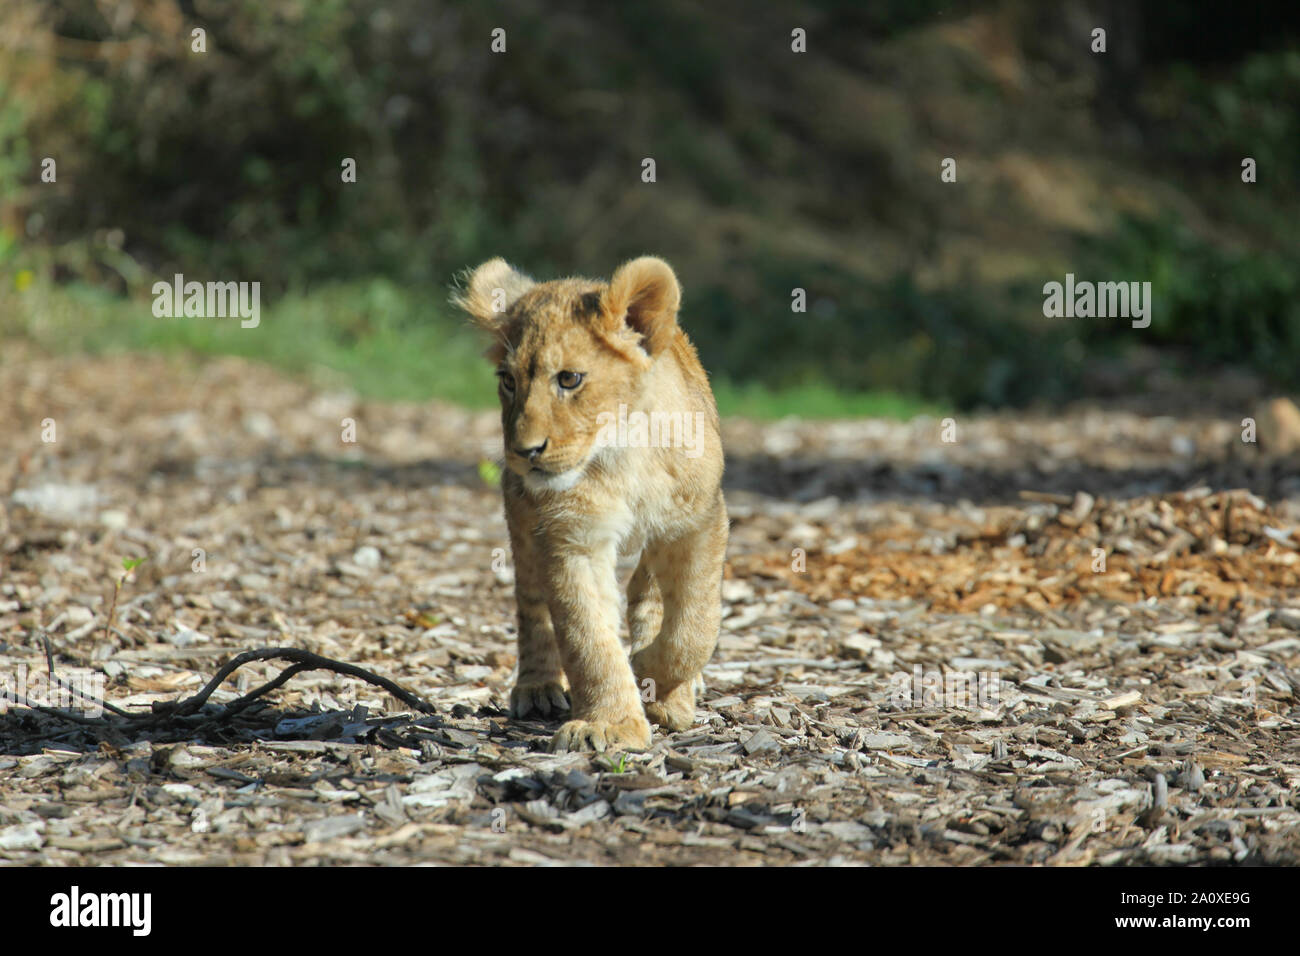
1,0 -> 1298,416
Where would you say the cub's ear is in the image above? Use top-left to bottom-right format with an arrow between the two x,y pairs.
451,258 -> 535,329
602,256 -> 680,356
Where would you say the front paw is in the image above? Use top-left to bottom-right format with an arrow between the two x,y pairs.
510,679 -> 570,719
551,714 -> 651,753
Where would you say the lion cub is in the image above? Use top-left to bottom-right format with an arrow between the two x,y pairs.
454,256 -> 728,752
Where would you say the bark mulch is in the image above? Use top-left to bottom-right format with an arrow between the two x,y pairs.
1,349 -> 1297,865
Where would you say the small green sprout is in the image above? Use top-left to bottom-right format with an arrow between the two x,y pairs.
104,557 -> 146,643
599,753 -> 629,774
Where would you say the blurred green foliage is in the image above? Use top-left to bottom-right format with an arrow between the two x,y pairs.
1,0 -> 1298,412
1082,216 -> 1300,383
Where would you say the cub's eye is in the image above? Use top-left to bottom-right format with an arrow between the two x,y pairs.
496,370 -> 516,393
557,371 -> 584,390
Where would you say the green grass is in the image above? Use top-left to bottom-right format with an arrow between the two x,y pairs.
713,377 -> 938,420
0,276 -> 935,420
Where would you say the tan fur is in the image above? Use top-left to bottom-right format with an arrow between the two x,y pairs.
453,256 -> 728,752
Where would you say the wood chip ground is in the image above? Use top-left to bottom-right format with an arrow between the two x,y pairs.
1,350 -> 1297,865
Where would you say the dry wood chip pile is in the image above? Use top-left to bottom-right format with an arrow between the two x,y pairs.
741,489 -> 1300,614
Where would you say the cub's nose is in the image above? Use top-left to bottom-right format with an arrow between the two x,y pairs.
515,439 -> 548,462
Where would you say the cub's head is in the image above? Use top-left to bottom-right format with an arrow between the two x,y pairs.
453,256 -> 682,492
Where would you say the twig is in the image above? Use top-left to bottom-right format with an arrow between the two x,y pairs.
39,632 -> 131,719
10,696 -> 119,727
157,647 -> 437,717
215,662 -> 313,718
103,585 -> 119,647
4,646 -> 438,734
